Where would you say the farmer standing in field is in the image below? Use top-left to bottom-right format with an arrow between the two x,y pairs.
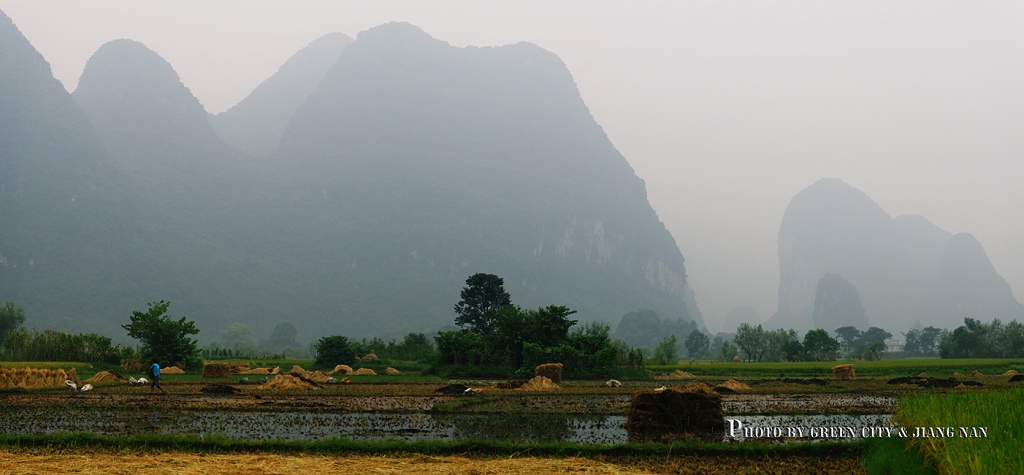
149,358 -> 166,394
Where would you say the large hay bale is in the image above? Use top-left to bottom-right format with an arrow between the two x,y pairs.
161,366 -> 185,375
832,364 -> 856,380
85,370 -> 123,383
258,374 -> 320,391
201,362 -> 232,379
534,363 -> 563,383
385,367 -> 401,375
626,383 -> 724,441
717,379 -> 751,391
0,368 -> 79,389
518,375 -> 559,391
351,368 -> 377,376
288,365 -> 307,375
329,365 -> 353,375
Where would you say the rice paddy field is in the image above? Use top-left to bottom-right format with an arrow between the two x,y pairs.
1,358 -> 1021,474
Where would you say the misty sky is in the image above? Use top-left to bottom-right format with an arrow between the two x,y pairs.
3,1 -> 1022,332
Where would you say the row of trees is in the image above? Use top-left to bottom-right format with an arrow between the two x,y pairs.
939,318 -> 1024,358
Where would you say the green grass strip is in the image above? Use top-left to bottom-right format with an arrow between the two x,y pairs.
0,432 -> 866,459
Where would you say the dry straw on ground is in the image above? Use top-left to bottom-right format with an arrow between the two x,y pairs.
969,370 -> 984,377
201,362 -> 232,378
832,364 -> 855,380
386,367 -> 401,375
1004,370 -> 1020,376
0,368 -> 79,389
518,375 -> 559,391
352,368 -> 377,376
230,363 -> 250,374
304,371 -> 331,384
626,383 -> 725,441
289,365 -> 307,375
731,355 -> 741,363
329,364 -> 353,375
161,366 -> 185,374
258,374 -> 320,390
717,379 -> 751,391
668,370 -> 694,379
243,367 -> 272,375
534,363 -> 563,383
85,370 -> 123,383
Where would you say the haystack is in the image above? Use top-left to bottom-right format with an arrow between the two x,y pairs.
161,366 -> 185,375
832,364 -> 856,380
329,364 -> 353,375
385,367 -> 401,375
201,362 -> 232,378
668,370 -> 694,379
953,372 -> 965,378
258,374 -> 320,391
518,375 -> 559,391
244,367 -> 272,375
288,365 -> 307,375
351,368 -> 377,376
731,355 -> 741,363
626,383 -> 724,441
359,350 -> 379,361
534,363 -> 563,383
304,371 -> 331,384
85,370 -> 123,383
717,379 -> 751,391
1003,370 -> 1019,376
230,363 -> 250,374
969,370 -> 984,377
270,367 -> 281,374
0,368 -> 80,389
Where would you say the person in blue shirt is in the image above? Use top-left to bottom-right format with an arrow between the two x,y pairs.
149,359 -> 166,394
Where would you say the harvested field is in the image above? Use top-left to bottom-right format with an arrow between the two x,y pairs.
0,450 -> 867,475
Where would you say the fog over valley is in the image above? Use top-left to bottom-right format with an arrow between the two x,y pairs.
1,2 -> 1022,343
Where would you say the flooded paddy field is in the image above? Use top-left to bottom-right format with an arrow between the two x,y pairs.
0,382 -> 897,444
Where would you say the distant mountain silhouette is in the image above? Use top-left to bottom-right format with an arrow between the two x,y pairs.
0,9 -> 140,335
2,16 -> 703,341
769,178 -> 1023,332
211,33 -> 352,156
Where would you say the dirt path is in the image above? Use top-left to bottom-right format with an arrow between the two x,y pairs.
0,451 -> 865,475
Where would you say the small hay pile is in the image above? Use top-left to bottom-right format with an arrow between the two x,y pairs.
1003,370 -> 1019,376
161,366 -> 185,375
329,365 -> 353,375
85,371 -> 123,383
0,368 -> 80,389
626,383 -> 724,441
289,365 -> 307,375
717,379 -> 751,391
953,372 -> 966,378
386,367 -> 401,375
121,359 -> 142,372
534,363 -> 563,383
832,364 -> 856,380
258,374 -> 320,390
969,370 -> 984,377
270,367 -> 281,374
731,355 -> 741,363
351,368 -> 377,376
668,370 -> 694,379
358,350 -> 379,361
304,371 -> 331,384
518,375 -> 559,391
230,363 -> 250,374
202,362 -> 232,379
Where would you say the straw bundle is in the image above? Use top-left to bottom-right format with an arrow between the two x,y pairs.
258,374 -> 320,390
518,375 -> 559,391
716,379 -> 751,391
668,370 -> 694,379
534,363 -> 563,383
832,364 -> 856,380
161,366 -> 185,374
201,362 -> 232,378
385,367 -> 401,375
626,383 -> 724,441
0,368 -> 80,388
329,364 -> 353,375
85,370 -> 123,383
351,368 -> 377,376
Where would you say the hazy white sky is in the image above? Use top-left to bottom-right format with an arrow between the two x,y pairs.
3,1 -> 1022,331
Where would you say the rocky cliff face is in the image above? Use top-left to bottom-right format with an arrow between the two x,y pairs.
769,178 -> 1022,332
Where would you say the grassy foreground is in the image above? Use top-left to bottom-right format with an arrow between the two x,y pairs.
895,389 -> 1024,473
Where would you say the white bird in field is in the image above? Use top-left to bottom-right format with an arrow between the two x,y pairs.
65,380 -> 77,391
80,384 -> 94,392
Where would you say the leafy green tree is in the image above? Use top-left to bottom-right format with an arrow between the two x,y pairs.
803,329 -> 840,361
454,273 -> 512,336
717,340 -> 738,362
834,326 -> 862,355
0,300 -> 27,354
653,334 -> 678,365
313,335 -> 357,367
860,327 -> 892,359
734,323 -> 769,362
122,301 -> 201,370
684,330 -> 710,359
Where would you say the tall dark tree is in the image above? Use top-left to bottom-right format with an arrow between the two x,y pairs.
454,273 -> 512,336
684,330 -> 710,359
0,300 -> 27,354
803,329 -> 840,361
122,301 -> 201,370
